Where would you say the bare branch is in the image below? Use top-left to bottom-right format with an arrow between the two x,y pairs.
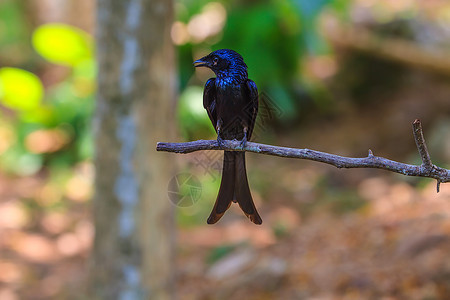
156,120 -> 450,185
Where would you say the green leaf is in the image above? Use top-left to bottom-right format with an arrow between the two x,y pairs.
32,23 -> 92,66
0,67 -> 43,111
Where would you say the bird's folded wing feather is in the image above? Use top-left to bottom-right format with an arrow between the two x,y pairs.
203,78 -> 217,132
245,79 -> 259,139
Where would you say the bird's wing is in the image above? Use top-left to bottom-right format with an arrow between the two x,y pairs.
245,79 -> 259,139
203,78 -> 218,132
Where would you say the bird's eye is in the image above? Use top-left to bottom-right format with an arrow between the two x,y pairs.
213,57 -> 219,65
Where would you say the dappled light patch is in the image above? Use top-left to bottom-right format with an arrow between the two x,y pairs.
0,124 -> 15,155
56,233 -> 82,257
74,220 -> 93,251
0,261 -> 24,284
0,201 -> 28,229
224,220 -> 276,247
40,212 -> 71,235
358,177 -> 391,201
267,206 -> 301,231
8,233 -> 60,263
303,55 -> 338,80
64,174 -> 92,203
32,24 -> 92,67
187,2 -> 226,44
34,183 -> 63,207
25,128 -> 70,154
0,288 -> 19,300
0,67 -> 43,111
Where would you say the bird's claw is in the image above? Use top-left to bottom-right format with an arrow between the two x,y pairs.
217,136 -> 225,148
238,137 -> 247,150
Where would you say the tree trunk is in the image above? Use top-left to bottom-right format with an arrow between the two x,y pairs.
90,0 -> 176,299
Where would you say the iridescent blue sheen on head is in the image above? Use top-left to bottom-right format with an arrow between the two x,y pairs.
194,49 -> 248,85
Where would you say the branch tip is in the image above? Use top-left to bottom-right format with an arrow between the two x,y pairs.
437,180 -> 441,193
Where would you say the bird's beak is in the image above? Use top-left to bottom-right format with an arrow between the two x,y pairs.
193,57 -> 208,68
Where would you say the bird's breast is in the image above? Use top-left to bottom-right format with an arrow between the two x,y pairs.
215,84 -> 244,106
213,80 -> 252,140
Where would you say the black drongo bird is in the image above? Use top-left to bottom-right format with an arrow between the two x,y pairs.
193,49 -> 262,224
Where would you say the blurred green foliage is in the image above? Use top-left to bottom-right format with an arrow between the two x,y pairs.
0,3 -> 95,175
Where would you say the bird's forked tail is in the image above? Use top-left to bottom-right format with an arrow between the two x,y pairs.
207,151 -> 262,224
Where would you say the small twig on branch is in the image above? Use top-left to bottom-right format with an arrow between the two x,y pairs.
157,120 -> 450,189
412,119 -> 441,192
412,119 -> 433,169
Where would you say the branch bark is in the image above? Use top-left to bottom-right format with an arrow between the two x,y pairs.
157,120 -> 450,188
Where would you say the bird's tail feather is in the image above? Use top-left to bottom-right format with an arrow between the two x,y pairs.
207,151 -> 262,225
235,152 -> 262,224
207,151 -> 235,224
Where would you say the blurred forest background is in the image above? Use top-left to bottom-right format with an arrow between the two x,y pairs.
1,0 -> 450,299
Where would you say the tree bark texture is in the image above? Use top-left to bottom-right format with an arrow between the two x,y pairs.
91,0 -> 175,299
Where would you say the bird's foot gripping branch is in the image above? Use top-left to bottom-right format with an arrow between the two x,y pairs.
157,119 -> 450,193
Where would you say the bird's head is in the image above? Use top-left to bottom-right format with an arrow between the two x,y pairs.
193,49 -> 248,80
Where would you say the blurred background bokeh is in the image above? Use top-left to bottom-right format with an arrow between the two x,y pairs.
1,0 -> 450,299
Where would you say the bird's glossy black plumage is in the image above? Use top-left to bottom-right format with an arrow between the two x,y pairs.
194,49 -> 262,224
